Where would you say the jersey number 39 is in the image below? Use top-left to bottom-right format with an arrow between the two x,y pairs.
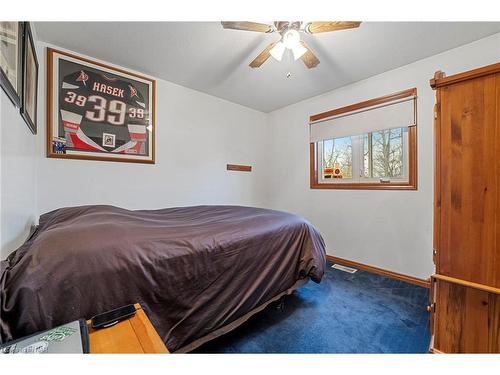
64,91 -> 144,126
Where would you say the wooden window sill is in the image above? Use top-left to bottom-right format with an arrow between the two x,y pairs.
310,182 -> 417,190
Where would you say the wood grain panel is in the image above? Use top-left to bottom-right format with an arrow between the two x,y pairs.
89,320 -> 145,353
496,72 -> 500,289
87,304 -> 168,354
437,74 -> 499,288
249,42 -> 277,68
226,164 -> 252,172
433,89 -> 442,267
431,65 -> 500,354
430,62 -> 500,89
488,293 -> 500,352
434,279 -> 490,353
129,306 -> 168,353
300,41 -> 320,69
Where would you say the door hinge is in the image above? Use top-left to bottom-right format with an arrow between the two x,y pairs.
434,103 -> 440,119
427,302 -> 436,313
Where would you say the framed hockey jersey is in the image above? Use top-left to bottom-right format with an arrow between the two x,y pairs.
47,48 -> 155,163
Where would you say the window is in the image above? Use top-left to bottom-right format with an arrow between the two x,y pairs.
363,127 -> 407,181
309,89 -> 417,190
321,136 -> 352,179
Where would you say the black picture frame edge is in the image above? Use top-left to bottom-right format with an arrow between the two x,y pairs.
0,21 -> 24,108
20,21 -> 38,135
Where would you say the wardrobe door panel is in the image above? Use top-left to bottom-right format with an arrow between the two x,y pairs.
438,74 -> 499,288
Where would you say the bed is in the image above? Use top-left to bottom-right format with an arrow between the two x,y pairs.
0,205 -> 326,352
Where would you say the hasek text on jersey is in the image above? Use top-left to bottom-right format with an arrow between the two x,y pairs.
92,82 -> 125,98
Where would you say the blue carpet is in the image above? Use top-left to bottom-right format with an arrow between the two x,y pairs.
194,262 -> 431,353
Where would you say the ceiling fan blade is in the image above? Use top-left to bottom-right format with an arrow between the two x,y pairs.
300,41 -> 320,69
221,21 -> 273,33
249,42 -> 278,68
305,21 -> 361,34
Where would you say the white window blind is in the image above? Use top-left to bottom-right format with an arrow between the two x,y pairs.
310,96 -> 416,143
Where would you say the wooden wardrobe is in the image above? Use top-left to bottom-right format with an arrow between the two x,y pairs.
429,62 -> 500,353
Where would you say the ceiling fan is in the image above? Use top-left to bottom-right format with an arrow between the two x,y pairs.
221,21 -> 361,69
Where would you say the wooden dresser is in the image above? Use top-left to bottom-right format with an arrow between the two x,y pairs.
87,303 -> 169,354
429,63 -> 500,353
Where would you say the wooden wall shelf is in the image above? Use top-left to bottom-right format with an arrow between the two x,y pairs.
227,164 -> 252,172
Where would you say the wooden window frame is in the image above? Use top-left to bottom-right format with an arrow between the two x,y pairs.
309,88 -> 417,190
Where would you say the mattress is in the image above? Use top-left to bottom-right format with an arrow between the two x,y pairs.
0,205 -> 326,352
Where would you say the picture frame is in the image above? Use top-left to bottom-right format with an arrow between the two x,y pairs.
0,22 -> 23,107
46,48 -> 156,164
20,22 -> 38,134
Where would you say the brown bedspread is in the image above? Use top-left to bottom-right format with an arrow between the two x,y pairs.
0,205 -> 325,352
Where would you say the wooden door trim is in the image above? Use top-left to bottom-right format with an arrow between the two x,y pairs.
432,73 -> 443,272
430,62 -> 500,89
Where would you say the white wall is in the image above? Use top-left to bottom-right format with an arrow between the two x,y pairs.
0,91 -> 38,260
267,33 -> 500,280
0,42 -> 270,259
34,43 -> 270,215
2,32 -> 499,280
0,24 -> 40,260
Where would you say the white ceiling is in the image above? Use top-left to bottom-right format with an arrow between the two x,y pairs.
35,22 -> 500,112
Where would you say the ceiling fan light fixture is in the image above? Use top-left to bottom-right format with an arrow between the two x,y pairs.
270,41 -> 286,61
291,43 -> 307,60
223,21 -> 362,69
282,29 -> 300,49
